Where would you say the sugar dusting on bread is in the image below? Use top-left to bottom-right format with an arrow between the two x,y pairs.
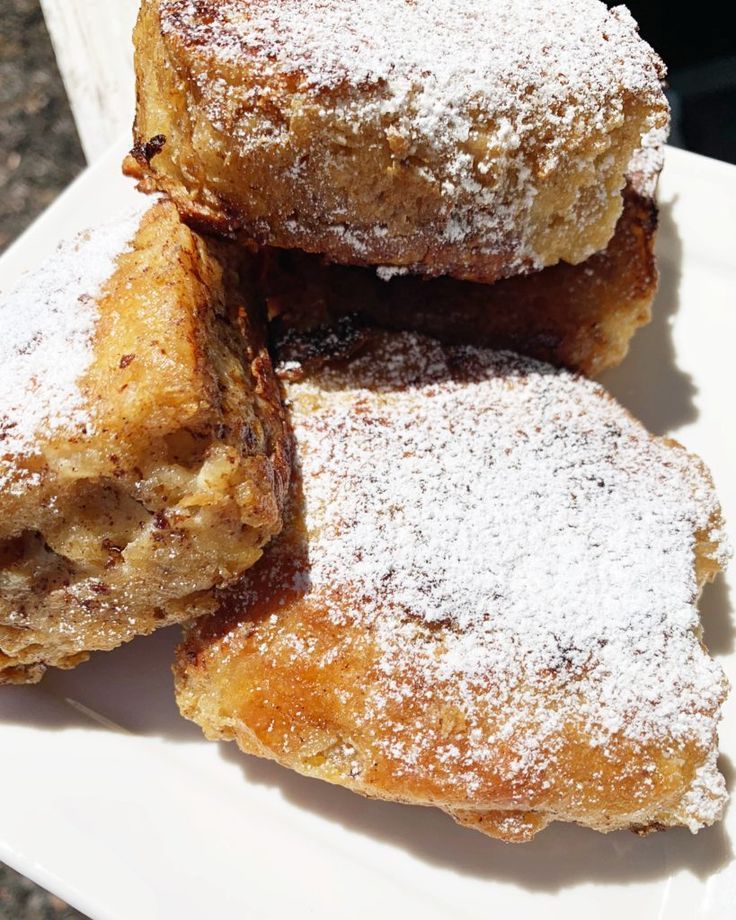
162,0 -> 668,268
0,199 -> 150,488
246,333 -> 729,825
165,0 -> 665,158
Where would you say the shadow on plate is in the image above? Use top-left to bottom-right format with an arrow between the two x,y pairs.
701,577 -> 735,656
218,740 -> 733,891
601,196 -> 696,435
0,626 -> 200,741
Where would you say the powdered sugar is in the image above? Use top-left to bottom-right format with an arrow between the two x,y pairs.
165,0 -> 664,142
0,200 -> 150,487
269,333 -> 728,815
671,749 -> 728,832
627,125 -> 668,197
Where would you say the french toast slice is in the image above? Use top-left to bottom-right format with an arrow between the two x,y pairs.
175,329 -> 729,841
267,179 -> 659,377
128,0 -> 668,283
0,199 -> 290,683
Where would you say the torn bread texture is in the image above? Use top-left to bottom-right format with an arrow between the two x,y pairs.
0,199 -> 290,683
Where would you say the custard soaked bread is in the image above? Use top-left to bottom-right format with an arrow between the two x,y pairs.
0,200 -> 290,683
267,178 -> 659,377
130,0 -> 668,283
176,330 -> 729,842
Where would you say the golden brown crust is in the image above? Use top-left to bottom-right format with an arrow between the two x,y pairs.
175,330 -> 728,842
175,535 -> 727,842
266,183 -> 658,377
129,0 -> 668,282
0,201 -> 290,683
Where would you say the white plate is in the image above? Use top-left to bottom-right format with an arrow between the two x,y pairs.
1,142 -> 734,920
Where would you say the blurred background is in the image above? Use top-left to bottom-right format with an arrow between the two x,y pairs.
627,0 -> 736,163
0,0 -> 734,916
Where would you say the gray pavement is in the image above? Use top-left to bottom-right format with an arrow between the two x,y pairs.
0,0 -> 85,252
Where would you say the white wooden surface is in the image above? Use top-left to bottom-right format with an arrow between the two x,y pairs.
40,0 -> 139,161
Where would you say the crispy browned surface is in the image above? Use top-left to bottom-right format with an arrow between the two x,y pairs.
267,184 -> 658,377
129,0 -> 667,282
0,201 -> 290,683
175,503 -> 725,844
175,331 -> 727,843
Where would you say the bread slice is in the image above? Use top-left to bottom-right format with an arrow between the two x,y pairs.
267,178 -> 660,377
128,0 -> 668,283
175,328 -> 729,841
0,199 -> 290,683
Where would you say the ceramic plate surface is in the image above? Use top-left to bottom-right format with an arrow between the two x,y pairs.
0,142 -> 734,920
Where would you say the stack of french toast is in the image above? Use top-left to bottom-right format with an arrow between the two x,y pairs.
0,0 -> 730,843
